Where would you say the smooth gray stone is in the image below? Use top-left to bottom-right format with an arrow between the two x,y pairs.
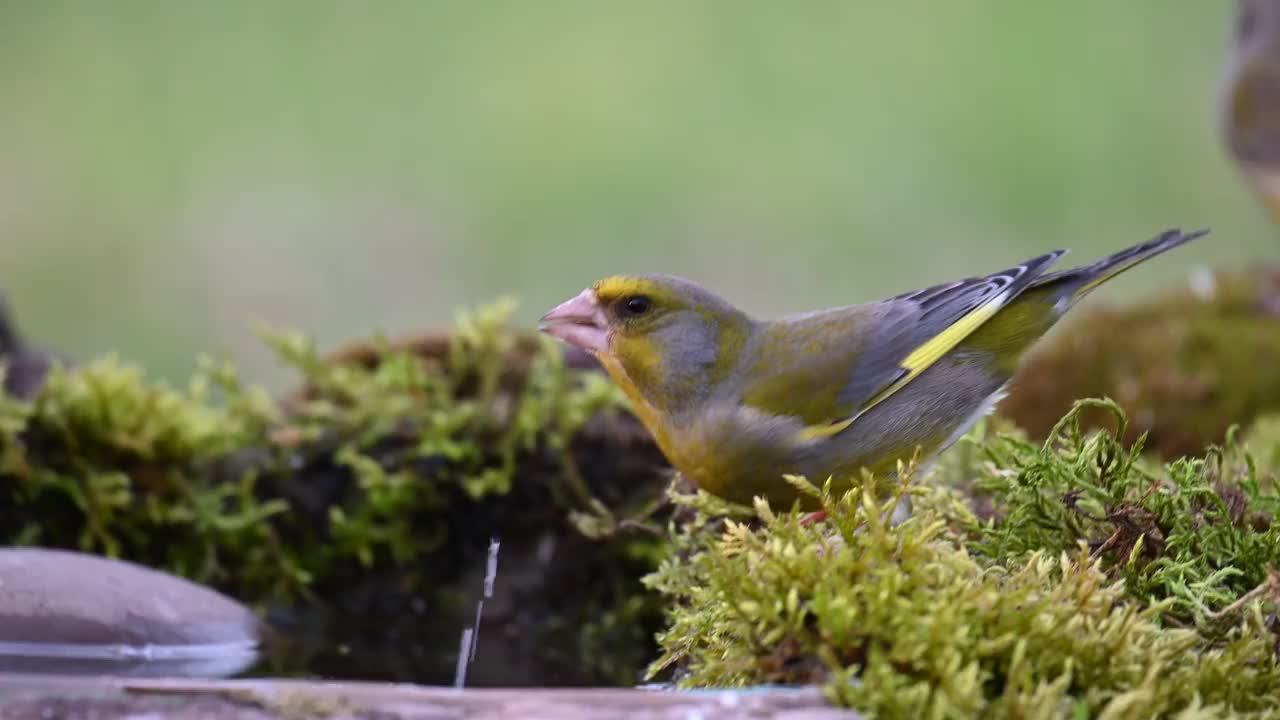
0,547 -> 259,677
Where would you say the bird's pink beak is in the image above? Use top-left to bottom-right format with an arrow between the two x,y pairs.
539,288 -> 609,354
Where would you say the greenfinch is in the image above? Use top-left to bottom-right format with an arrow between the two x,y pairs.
540,229 -> 1207,511
1221,0 -> 1280,223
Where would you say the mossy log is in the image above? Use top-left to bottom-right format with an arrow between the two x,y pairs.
0,301 -> 673,686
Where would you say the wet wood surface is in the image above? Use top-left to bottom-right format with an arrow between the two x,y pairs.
0,674 -> 862,719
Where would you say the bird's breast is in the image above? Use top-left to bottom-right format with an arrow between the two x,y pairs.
662,404 -> 822,506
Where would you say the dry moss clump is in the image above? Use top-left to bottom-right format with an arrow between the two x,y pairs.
1000,266 -> 1280,458
646,400 -> 1280,718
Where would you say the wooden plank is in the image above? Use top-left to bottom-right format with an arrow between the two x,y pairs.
0,674 -> 862,720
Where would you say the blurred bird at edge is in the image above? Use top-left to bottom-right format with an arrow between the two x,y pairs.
1222,0 -> 1280,226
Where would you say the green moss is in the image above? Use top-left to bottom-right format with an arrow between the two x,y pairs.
0,354 -> 278,564
645,400 -> 1280,718
945,401 -> 1280,631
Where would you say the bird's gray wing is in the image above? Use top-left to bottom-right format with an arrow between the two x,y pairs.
796,248 -> 1067,440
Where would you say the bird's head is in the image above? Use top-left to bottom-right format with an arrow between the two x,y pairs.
540,274 -> 751,414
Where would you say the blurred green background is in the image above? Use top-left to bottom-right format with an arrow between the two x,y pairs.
0,2 -> 1273,388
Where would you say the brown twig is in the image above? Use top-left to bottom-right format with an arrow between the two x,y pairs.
1210,569 -> 1280,619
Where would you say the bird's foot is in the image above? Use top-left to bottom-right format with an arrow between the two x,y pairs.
800,511 -> 827,526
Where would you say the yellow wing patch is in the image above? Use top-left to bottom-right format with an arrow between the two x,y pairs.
794,415 -> 857,442
896,291 -> 1009,377
793,289 -> 1011,443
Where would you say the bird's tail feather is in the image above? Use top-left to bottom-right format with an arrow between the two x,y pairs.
1030,228 -> 1209,306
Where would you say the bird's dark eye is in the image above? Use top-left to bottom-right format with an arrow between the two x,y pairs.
623,295 -> 652,316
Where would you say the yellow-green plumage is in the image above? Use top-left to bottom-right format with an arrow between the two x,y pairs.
540,229 -> 1208,510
